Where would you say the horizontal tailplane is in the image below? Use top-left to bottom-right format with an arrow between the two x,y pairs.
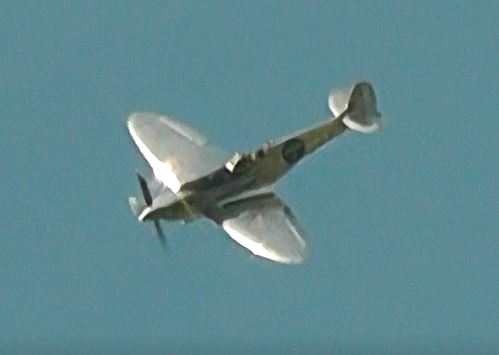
329,82 -> 383,134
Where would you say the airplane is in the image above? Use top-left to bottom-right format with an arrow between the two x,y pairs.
128,81 -> 383,264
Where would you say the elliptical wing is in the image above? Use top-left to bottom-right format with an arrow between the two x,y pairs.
215,193 -> 308,264
128,112 -> 232,192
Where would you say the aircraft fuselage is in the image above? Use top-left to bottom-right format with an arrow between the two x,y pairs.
146,113 -> 348,223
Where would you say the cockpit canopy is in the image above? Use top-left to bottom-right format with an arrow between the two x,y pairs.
225,152 -> 253,174
225,143 -> 270,174
225,152 -> 243,173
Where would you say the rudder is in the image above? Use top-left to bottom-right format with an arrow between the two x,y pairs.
329,82 -> 382,134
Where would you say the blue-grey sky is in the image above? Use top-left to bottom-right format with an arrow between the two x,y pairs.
1,1 -> 498,353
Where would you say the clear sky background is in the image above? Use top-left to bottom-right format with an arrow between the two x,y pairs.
1,1 -> 498,354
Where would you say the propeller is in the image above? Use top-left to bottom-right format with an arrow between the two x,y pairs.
136,173 -> 168,252
137,173 -> 153,205
153,220 -> 167,250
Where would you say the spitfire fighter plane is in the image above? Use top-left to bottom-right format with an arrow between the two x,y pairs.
128,82 -> 382,264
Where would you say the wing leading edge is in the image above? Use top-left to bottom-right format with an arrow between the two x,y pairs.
127,112 -> 232,192
218,193 -> 308,264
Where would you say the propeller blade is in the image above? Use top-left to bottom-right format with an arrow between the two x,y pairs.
136,173 -> 153,206
136,174 -> 168,252
154,220 -> 168,251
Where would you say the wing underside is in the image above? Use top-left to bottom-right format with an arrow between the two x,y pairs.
217,193 -> 308,264
127,112 -> 232,192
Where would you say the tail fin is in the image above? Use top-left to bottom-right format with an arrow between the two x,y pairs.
328,82 -> 382,134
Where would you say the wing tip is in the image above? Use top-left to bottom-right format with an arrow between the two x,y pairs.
127,112 -> 155,129
277,247 -> 308,264
256,250 -> 307,265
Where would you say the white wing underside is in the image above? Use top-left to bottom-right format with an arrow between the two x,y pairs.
220,193 -> 308,264
127,112 -> 232,192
